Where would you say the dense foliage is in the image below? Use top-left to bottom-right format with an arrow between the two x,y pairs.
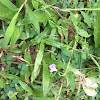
0,0 -> 100,100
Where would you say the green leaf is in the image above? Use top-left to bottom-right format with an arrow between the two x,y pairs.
20,70 -> 26,75
0,72 -> 22,81
61,47 -> 71,57
2,5 -> 23,50
94,11 -> 100,49
6,54 -> 13,61
17,12 -> 50,25
35,12 -> 50,22
32,97 -> 55,100
36,0 -> 46,5
17,17 -> 30,26
93,1 -> 100,8
22,64 -> 28,71
81,11 -> 91,27
32,0 -> 39,9
0,78 -> 6,88
44,39 -> 63,48
8,48 -> 23,54
10,26 -> 20,49
67,72 -> 75,92
73,0 -> 78,8
78,29 -> 91,38
0,0 -> 18,11
24,52 -> 32,63
1,56 -> 6,62
28,25 -> 51,46
43,60 -> 50,96
0,2 -> 16,19
49,20 -> 56,27
89,55 -> 100,69
31,41 -> 44,83
24,94 -> 29,100
16,0 -> 23,8
7,91 -> 17,100
18,81 -> 34,95
70,12 -> 78,25
25,4 -> 40,34
81,53 -> 86,60
15,84 -> 22,92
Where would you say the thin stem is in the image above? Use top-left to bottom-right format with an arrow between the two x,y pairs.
53,7 -> 100,12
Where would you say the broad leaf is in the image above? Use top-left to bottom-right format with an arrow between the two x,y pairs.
25,4 -> 40,34
93,11 -> 100,49
31,41 -> 44,83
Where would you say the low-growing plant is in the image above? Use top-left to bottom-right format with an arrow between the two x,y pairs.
0,0 -> 100,100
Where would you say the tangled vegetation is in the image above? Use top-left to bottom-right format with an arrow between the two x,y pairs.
0,0 -> 100,100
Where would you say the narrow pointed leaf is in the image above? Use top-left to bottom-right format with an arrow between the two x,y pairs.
18,81 -> 34,95
81,11 -> 91,27
28,25 -> 51,46
94,11 -> 100,49
44,39 -> 63,48
0,2 -> 16,19
31,41 -> 44,83
0,0 -> 18,11
73,0 -> 78,8
2,1 -> 26,50
10,26 -> 20,49
43,60 -> 50,96
3,13 -> 19,50
0,72 -> 22,81
25,4 -> 40,34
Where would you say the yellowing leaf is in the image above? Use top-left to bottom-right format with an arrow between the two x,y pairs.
84,78 -> 98,89
82,82 -> 97,97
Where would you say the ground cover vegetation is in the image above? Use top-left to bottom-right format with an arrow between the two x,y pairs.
0,0 -> 100,100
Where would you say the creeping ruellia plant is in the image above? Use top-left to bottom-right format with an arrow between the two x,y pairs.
0,0 -> 100,100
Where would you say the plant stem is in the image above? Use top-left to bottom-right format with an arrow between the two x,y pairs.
53,7 -> 100,12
